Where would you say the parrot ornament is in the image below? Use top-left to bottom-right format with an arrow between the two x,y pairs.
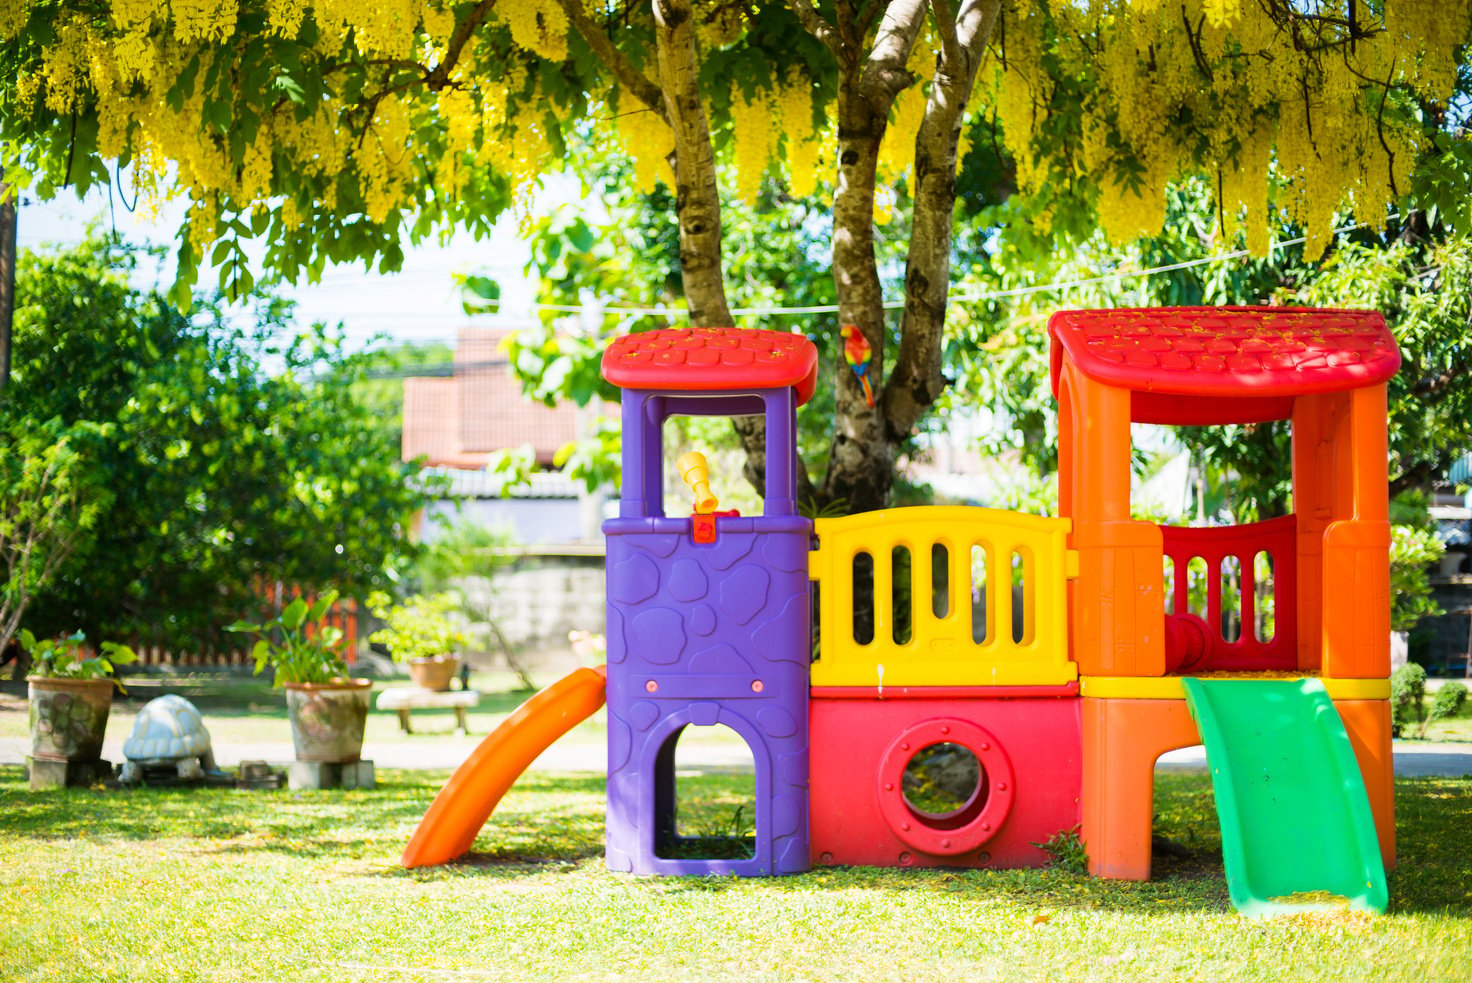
840,324 -> 876,409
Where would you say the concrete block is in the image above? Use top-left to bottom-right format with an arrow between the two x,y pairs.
26,757 -> 112,790
288,759 -> 375,791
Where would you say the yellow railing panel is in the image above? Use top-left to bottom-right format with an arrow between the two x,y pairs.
810,506 -> 1078,688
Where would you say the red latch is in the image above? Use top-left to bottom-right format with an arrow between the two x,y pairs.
690,509 -> 740,544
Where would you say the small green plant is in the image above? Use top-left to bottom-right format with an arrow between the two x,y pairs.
1390,662 -> 1427,738
1033,827 -> 1089,875
226,591 -> 349,686
1391,664 -> 1468,739
1424,681 -> 1469,739
19,629 -> 136,688
664,804 -> 756,860
365,591 -> 466,661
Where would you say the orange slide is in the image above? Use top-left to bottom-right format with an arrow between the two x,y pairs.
400,665 -> 607,868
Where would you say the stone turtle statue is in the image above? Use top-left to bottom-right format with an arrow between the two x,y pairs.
119,694 -> 216,784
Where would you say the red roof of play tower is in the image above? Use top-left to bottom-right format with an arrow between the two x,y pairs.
602,328 -> 820,405
1048,307 -> 1400,425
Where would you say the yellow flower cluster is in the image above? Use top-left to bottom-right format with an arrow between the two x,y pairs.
695,4 -> 745,48
728,81 -> 777,205
357,94 -> 415,223
435,85 -> 480,198
0,0 -> 33,42
351,0 -> 420,59
984,0 -> 1468,258
422,2 -> 456,45
170,0 -> 237,45
775,68 -> 824,198
109,0 -> 156,32
39,17 -> 90,114
499,0 -> 569,63
878,28 -> 937,181
264,0 -> 306,38
614,99 -> 675,195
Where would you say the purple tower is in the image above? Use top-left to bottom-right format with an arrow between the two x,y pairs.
600,327 -> 819,875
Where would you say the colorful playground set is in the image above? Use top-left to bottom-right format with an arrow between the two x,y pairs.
402,306 -> 1400,916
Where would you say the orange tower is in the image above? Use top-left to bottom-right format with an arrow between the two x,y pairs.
1049,306 -> 1401,879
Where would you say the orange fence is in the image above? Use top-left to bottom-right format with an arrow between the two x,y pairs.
128,592 -> 361,668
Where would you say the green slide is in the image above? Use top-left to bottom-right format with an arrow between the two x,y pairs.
1181,677 -> 1388,917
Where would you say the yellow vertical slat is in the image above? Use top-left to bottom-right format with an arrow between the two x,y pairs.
872,532 -> 893,648
951,540 -> 971,637
995,541 -> 1006,656
912,536 -> 933,644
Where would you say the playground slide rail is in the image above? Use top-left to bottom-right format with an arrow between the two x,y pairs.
1182,677 -> 1388,916
400,665 -> 608,869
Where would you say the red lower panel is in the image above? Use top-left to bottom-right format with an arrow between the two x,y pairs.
809,696 -> 1082,869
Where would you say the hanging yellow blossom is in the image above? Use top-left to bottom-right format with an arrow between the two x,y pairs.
499,0 -> 569,63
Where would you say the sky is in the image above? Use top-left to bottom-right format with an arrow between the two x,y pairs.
15,182 -> 552,352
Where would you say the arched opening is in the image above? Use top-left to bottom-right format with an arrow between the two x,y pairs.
652,723 -> 757,861
1152,745 -> 1219,879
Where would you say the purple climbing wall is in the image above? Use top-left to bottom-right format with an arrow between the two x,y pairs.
604,515 -> 811,875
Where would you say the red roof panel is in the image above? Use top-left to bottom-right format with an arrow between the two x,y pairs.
602,327 -> 819,405
1049,307 -> 1400,402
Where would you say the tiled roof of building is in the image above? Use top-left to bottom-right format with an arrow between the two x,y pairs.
401,328 -> 581,468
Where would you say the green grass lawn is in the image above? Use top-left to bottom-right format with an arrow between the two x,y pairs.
0,767 -> 1468,982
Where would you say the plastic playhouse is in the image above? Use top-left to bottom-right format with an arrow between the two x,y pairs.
402,307 -> 1400,916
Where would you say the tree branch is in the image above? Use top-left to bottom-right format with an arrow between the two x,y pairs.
651,0 -> 730,327
791,0 -> 843,58
425,0 -> 499,91
931,0 -> 964,69
556,0 -> 666,114
883,0 -> 1002,440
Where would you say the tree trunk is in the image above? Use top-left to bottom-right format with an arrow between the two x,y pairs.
0,180 -> 15,390
652,0 -> 731,329
886,1 -> 1002,437
821,1 -> 928,514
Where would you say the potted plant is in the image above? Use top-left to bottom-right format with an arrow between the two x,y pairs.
365,591 -> 467,691
22,629 -> 136,764
227,590 -> 370,763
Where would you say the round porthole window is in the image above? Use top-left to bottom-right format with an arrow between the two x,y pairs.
877,719 -> 1014,856
902,741 -> 987,829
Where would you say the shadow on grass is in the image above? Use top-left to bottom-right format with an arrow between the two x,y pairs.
1,761 -> 1466,917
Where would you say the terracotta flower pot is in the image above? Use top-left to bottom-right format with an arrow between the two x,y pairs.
407,654 -> 460,692
27,677 -> 114,762
284,679 -> 372,762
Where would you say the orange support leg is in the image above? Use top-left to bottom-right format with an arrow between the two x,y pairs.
1081,697 -> 1200,880
1334,699 -> 1396,870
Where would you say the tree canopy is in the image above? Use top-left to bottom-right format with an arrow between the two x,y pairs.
5,1 -> 1471,510
9,236 -> 432,649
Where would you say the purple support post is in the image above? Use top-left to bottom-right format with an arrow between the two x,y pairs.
604,388 -> 811,875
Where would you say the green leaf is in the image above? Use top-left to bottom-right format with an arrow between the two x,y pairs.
566,219 -> 596,254
280,596 -> 309,631
305,588 -> 339,623
100,642 -> 137,665
460,274 -> 501,315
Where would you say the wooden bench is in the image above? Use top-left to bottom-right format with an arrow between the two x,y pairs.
375,687 -> 480,735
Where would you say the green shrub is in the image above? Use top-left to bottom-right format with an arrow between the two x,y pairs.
1390,662 -> 1427,738
1392,665 -> 1470,739
1424,682 -> 1470,738
1390,524 -> 1445,632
